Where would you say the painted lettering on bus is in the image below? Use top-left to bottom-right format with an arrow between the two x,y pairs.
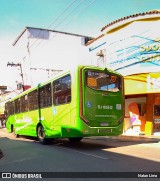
97,105 -> 113,110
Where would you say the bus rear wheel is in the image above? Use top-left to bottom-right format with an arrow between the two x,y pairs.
11,125 -> 19,138
37,125 -> 47,144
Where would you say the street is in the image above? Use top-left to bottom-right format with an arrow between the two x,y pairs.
0,128 -> 160,180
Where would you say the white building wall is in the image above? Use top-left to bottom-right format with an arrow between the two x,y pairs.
14,28 -> 91,87
88,18 -> 160,76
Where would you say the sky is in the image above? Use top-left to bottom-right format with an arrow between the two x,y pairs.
0,0 -> 160,89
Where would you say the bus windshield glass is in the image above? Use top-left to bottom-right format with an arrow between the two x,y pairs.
85,70 -> 121,92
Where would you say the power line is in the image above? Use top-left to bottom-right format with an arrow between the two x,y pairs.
32,0 -> 96,49
50,0 -> 86,31
48,0 -> 78,29
15,0 -> 96,87
60,0 -> 97,34
45,0 -> 96,43
28,0 -> 79,50
28,0 -> 90,52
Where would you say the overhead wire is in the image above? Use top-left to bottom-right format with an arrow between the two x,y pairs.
31,0 -> 87,50
25,0 -> 88,85
48,0 -> 78,29
3,0 -> 96,97
28,0 -> 79,50
33,0 -> 96,49
59,0 -> 96,35
22,0 -> 96,83
49,0 -> 86,31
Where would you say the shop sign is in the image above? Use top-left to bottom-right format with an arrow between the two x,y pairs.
125,73 -> 160,95
106,20 -> 160,76
88,19 -> 160,76
147,75 -> 160,92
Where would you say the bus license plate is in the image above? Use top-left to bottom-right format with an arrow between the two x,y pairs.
98,129 -> 112,133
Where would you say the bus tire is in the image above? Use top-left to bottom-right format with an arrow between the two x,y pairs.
12,125 -> 19,138
37,125 -> 48,145
68,137 -> 83,143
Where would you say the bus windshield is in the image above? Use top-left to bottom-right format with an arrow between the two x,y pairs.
85,70 -> 121,92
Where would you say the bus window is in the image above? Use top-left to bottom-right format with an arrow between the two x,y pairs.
14,99 -> 20,114
5,101 -> 14,116
39,83 -> 52,108
85,70 -> 120,92
5,102 -> 9,117
9,101 -> 14,115
28,90 -> 38,110
53,74 -> 71,105
21,95 -> 28,112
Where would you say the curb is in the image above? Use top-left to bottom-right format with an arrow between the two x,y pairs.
119,135 -> 160,142
85,135 -> 160,142
0,149 -> 4,159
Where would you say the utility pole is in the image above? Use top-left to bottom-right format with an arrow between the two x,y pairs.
7,62 -> 25,92
30,67 -> 62,78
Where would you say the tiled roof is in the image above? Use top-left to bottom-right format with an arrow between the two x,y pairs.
85,34 -> 105,46
86,10 -> 160,46
101,10 -> 160,32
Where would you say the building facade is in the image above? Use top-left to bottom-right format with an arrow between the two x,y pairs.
13,27 -> 93,87
86,10 -> 160,135
0,28 -> 93,123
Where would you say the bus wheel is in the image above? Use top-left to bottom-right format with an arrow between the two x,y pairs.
12,126 -> 19,138
37,125 -> 47,144
68,137 -> 83,143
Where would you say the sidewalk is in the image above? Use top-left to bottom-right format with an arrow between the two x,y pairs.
88,134 -> 160,141
121,128 -> 160,141
86,130 -> 160,142
120,133 -> 160,142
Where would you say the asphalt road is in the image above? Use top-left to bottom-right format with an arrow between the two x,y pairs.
0,128 -> 160,181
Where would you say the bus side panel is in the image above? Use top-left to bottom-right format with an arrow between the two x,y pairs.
6,113 -> 24,134
60,69 -> 81,138
39,107 -> 61,138
9,111 -> 38,137
60,103 -> 81,138
13,113 -> 25,135
24,110 -> 39,137
6,116 -> 14,133
52,104 -> 71,138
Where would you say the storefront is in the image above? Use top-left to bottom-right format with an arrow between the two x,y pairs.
87,10 -> 160,135
124,72 -> 160,134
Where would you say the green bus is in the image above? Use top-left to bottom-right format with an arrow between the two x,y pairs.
5,65 -> 124,144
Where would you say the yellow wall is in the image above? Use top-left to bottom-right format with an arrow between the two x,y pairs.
125,72 -> 160,95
